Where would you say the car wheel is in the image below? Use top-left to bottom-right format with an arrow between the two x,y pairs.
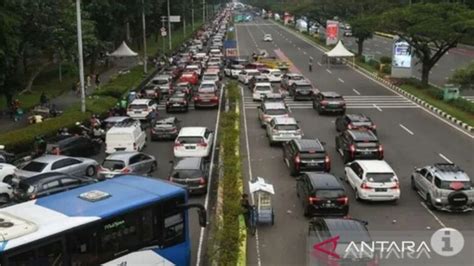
343,151 -> 351,163
268,139 -> 274,146
3,175 -> 13,185
411,177 -> 417,191
425,194 -> 434,210
0,194 -> 10,204
86,165 -> 97,177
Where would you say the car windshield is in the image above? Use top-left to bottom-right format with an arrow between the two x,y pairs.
177,136 -> 204,144
266,109 -> 287,115
292,76 -> 304,80
129,104 -> 148,110
256,86 -> 271,91
366,173 -> 394,183
154,79 -> 168,85
172,170 -> 203,179
21,161 -> 47,172
315,189 -> 345,198
102,160 -> 125,170
326,96 -> 343,100
275,124 -> 299,131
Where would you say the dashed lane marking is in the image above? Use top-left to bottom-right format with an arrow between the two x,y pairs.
399,124 -> 414,135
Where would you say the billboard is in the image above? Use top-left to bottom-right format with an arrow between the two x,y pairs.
326,20 -> 339,46
392,39 -> 412,68
224,40 -> 238,58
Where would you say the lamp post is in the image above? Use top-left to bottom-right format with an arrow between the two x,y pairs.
167,0 -> 172,50
75,0 -> 86,113
192,0 -> 195,29
142,0 -> 147,73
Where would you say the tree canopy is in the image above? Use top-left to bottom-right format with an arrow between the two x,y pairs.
450,62 -> 474,90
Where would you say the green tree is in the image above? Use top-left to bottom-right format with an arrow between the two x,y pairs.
449,62 -> 474,90
349,15 -> 377,56
380,3 -> 474,86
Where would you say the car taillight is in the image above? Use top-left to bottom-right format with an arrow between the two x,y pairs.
174,141 -> 183,147
30,194 -> 37,200
361,183 -> 372,190
320,100 -> 328,105
294,154 -> 301,170
378,145 -> 384,157
212,96 -> 219,101
272,129 -> 278,134
391,182 -> 400,190
198,140 -> 208,147
372,124 -> 377,129
199,177 -> 206,184
350,144 -> 355,157
348,124 -> 353,129
324,156 -> 331,172
194,96 -> 200,101
168,176 -> 173,181
133,143 -> 137,150
121,167 -> 132,174
309,196 -> 320,204
337,196 -> 349,205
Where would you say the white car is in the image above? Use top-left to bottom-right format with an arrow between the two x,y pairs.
258,102 -> 290,127
266,117 -> 303,145
0,163 -> 17,184
126,99 -> 158,121
202,71 -> 220,83
344,160 -> 400,202
185,65 -> 202,76
252,82 -> 273,101
174,127 -> 214,158
0,182 -> 13,203
261,68 -> 282,83
263,34 -> 273,42
238,69 -> 260,84
209,49 -> 223,58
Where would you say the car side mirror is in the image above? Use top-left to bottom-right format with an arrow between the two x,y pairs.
169,160 -> 174,164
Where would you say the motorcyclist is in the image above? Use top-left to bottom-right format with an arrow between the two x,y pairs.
33,135 -> 46,156
59,127 -> 71,136
92,124 -> 105,140
40,92 -> 48,106
90,114 -> 101,128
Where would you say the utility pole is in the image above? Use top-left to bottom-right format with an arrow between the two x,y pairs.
192,0 -> 195,29
161,16 -> 167,52
202,0 -> 206,22
75,0 -> 86,113
183,11 -> 186,37
141,0 -> 147,73
167,0 -> 172,51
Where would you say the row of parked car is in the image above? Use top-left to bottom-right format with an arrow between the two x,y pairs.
0,10 -> 232,205
233,57 -> 473,216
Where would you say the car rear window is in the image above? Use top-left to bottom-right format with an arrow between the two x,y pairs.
315,189 -> 345,198
169,97 -> 185,102
154,79 -> 168,85
355,141 -> 378,148
300,152 -> 325,159
366,173 -> 394,182
21,161 -> 47,172
291,76 -> 304,80
102,160 -> 126,170
352,121 -> 372,127
436,180 -> 471,190
326,96 -> 343,100
177,136 -> 204,144
256,86 -> 271,91
172,170 -> 204,179
296,85 -> 312,90
275,124 -> 299,131
129,104 -> 148,110
266,108 -> 287,115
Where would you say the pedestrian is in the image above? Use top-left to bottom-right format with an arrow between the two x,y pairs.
40,92 -> 48,106
241,193 -> 252,228
95,73 -> 101,90
86,75 -> 92,89
75,81 -> 81,96
309,57 -> 313,72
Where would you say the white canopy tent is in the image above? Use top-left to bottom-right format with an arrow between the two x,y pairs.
108,41 -> 138,57
324,40 -> 355,67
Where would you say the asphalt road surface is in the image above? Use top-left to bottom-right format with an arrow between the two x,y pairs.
236,18 -> 473,265
341,34 -> 474,97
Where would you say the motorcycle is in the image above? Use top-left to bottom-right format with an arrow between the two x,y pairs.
0,145 -> 15,164
75,122 -> 105,141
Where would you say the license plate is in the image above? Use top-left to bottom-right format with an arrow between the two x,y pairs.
375,188 -> 387,192
201,99 -> 210,102
173,103 -> 181,107
305,162 -> 319,166
185,146 -> 196,150
329,102 -> 339,105
134,111 -> 141,114
299,91 -> 309,95
361,150 -> 371,154
323,203 -> 335,208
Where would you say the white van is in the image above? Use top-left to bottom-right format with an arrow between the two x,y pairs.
105,122 -> 147,154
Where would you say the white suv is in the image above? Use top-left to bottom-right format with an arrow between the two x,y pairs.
261,68 -> 282,83
238,69 -> 260,85
344,160 -> 400,202
127,99 -> 158,121
252,82 -> 273,101
174,127 -> 214,158
266,117 -> 303,145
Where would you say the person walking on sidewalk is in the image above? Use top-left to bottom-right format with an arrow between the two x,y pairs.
95,73 -> 101,90
308,57 -> 313,72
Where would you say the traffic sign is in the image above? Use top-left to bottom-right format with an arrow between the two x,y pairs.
161,27 -> 167,37
169,16 -> 181,23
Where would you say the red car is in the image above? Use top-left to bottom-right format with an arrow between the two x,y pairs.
179,72 -> 199,85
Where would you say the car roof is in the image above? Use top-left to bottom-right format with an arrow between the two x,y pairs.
355,160 -> 394,173
323,218 -> 370,243
306,173 -> 343,189
255,82 -> 272,87
104,116 -> 130,123
293,80 -> 311,85
345,114 -> 371,122
273,117 -> 297,125
245,69 -> 260,73
294,139 -> 325,152
105,151 -> 141,161
32,155 -> 71,164
174,157 -> 202,170
427,163 -> 470,182
178,127 -> 206,136
347,129 -> 378,141
155,117 -> 177,124
321,91 -> 342,97
264,102 -> 286,109
130,99 -> 151,105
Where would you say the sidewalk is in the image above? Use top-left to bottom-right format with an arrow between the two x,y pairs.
0,59 -> 137,133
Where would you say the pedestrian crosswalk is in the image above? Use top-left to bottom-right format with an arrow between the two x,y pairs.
243,95 -> 419,110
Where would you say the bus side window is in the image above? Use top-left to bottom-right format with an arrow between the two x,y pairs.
36,240 -> 64,266
141,207 -> 156,243
67,226 -> 99,266
7,249 -> 36,266
162,196 -> 186,247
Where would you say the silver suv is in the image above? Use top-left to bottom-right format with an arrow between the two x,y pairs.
411,163 -> 473,212
266,117 -> 303,146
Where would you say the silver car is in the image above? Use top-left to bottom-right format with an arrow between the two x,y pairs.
98,151 -> 157,179
14,155 -> 98,182
266,117 -> 303,145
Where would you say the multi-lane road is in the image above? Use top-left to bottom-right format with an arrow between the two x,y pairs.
341,34 -> 474,98
236,18 -> 473,265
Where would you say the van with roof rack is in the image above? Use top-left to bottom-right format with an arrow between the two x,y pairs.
105,121 -> 147,154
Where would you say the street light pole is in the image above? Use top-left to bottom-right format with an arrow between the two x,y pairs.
192,0 -> 195,30
75,0 -> 86,113
141,0 -> 147,73
167,0 -> 172,51
202,0 -> 206,22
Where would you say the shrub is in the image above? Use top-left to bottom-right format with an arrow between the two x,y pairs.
450,97 -> 474,114
380,56 -> 392,65
426,88 -> 443,100
381,64 -> 391,74
95,66 -> 145,99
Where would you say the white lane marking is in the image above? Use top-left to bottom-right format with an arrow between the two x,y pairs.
271,20 -> 474,139
338,78 -> 344,83
373,104 -> 382,112
420,202 -> 447,228
196,82 -> 224,266
326,69 -> 332,74
317,62 -> 322,66
241,86 -> 263,266
376,51 -> 382,55
352,88 -> 361,95
399,124 -> 414,135
450,68 -> 455,72
438,153 -> 453,163
303,51 -> 307,55
297,47 -> 301,50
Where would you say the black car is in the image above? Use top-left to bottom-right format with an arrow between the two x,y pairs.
289,80 -> 315,100
335,129 -> 383,163
169,157 -> 208,194
166,93 -> 189,112
150,117 -> 181,141
283,139 -> 330,176
46,135 -> 101,157
312,91 -> 346,115
335,114 -> 377,134
307,217 -> 375,265
296,172 -> 349,217
14,172 -> 96,201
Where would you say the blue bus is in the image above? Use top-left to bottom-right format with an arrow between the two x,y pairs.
0,175 -> 206,266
